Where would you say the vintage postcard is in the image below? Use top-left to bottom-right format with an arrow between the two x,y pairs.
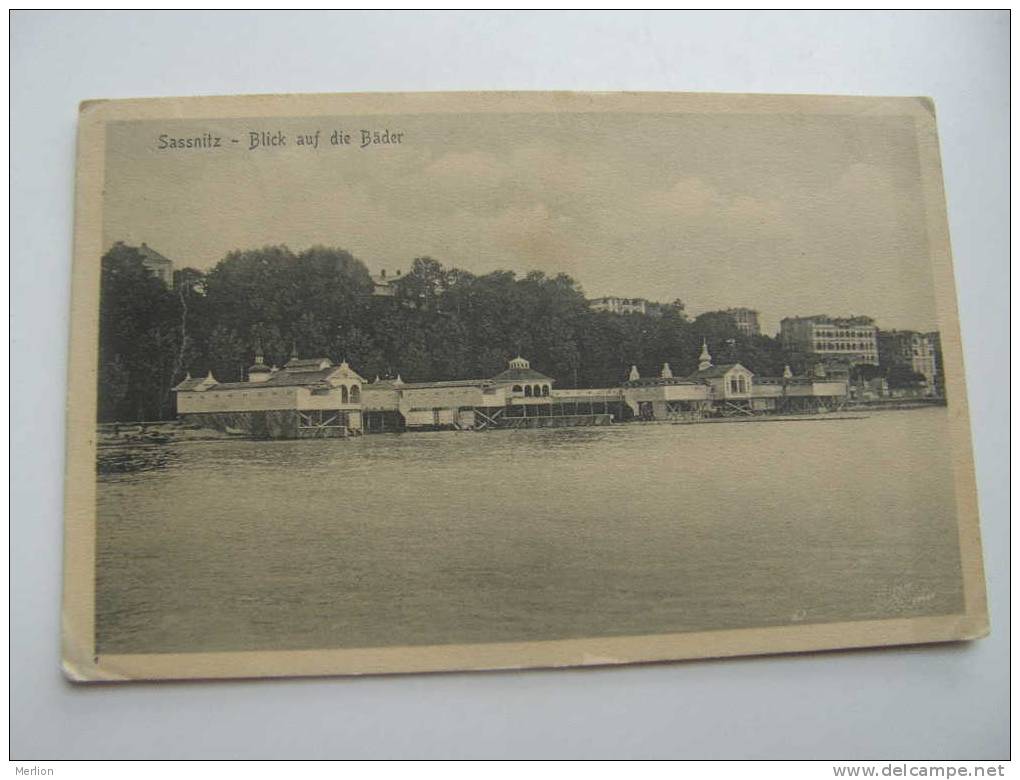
63,91 -> 987,681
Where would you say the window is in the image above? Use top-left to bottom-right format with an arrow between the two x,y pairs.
542,385 -> 550,397
513,385 -> 522,393
350,385 -> 360,403
533,385 -> 541,396
341,386 -> 349,403
524,386 -> 533,397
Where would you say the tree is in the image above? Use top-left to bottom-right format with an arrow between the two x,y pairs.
886,365 -> 927,389
394,256 -> 448,309
98,240 -> 848,420
97,243 -> 182,421
97,355 -> 129,421
850,363 -> 885,382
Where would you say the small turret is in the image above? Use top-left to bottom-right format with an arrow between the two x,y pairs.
661,362 -> 673,379
783,365 -> 793,380
628,365 -> 640,382
698,339 -> 712,372
248,335 -> 272,382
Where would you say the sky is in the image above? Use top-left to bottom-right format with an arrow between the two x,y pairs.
104,110 -> 939,334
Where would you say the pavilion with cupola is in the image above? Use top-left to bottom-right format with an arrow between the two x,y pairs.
491,356 -> 553,399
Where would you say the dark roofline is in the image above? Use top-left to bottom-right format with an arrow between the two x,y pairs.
396,379 -> 493,390
622,377 -> 703,387
686,362 -> 752,379
781,314 -> 876,326
136,242 -> 173,265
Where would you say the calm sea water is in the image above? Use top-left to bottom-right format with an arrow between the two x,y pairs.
96,408 -> 964,654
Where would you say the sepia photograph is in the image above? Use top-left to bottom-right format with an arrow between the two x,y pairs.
62,91 -> 987,681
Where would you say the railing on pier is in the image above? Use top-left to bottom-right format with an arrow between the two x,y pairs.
497,413 -> 613,429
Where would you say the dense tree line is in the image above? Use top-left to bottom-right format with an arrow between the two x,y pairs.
99,243 -> 801,422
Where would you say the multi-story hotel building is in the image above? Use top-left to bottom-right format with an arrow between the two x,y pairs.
877,330 -> 940,394
589,296 -> 649,315
725,307 -> 761,337
779,314 -> 879,366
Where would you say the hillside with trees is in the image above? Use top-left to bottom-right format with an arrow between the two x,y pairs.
98,243 -> 793,422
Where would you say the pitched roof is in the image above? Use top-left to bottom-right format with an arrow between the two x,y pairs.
260,367 -> 337,387
623,377 -> 703,388
192,371 -> 330,391
687,363 -> 751,380
199,380 -> 256,391
284,358 -> 332,372
181,361 -> 366,392
398,378 -> 493,390
173,376 -> 207,391
490,367 -> 554,384
137,242 -> 173,266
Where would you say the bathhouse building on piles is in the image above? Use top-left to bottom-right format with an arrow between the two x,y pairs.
173,341 -> 849,439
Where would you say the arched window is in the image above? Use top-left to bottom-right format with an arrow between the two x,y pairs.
513,385 -> 523,393
533,385 -> 541,396
524,385 -> 533,397
341,385 -> 349,403
542,385 -> 550,397
350,385 -> 360,403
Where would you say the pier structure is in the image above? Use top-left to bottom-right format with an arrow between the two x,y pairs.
173,351 -> 366,438
618,341 -> 848,421
173,344 -> 848,439
361,356 -> 626,432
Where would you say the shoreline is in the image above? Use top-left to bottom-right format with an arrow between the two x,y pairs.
91,407 -> 955,449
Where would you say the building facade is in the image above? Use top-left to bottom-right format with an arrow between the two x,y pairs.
725,307 -> 761,337
779,314 -> 879,366
589,296 -> 649,315
620,340 -> 848,420
370,268 -> 404,297
174,353 -> 366,438
877,330 -> 940,395
136,242 -> 174,288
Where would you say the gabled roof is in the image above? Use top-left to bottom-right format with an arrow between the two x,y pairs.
137,242 -> 173,266
173,376 -> 208,391
398,378 -> 493,390
178,360 -> 366,392
284,357 -> 332,372
197,380 -> 254,391
490,367 -> 554,384
687,363 -> 751,380
623,377 -> 703,388
257,363 -> 356,387
259,368 -> 338,387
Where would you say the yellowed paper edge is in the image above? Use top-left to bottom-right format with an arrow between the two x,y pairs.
62,91 -> 989,682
